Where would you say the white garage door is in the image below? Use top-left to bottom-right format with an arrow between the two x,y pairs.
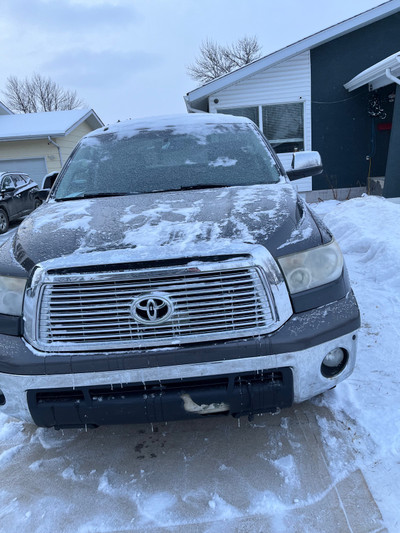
0,158 -> 47,183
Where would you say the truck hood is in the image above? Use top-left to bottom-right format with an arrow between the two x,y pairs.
10,183 -> 325,274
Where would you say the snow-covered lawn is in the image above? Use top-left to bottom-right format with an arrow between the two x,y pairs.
0,194 -> 399,531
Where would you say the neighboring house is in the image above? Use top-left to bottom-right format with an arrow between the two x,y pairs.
0,107 -> 103,183
184,0 -> 400,195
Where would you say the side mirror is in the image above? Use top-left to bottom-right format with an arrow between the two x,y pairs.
36,189 -> 50,202
286,151 -> 323,180
42,172 -> 58,190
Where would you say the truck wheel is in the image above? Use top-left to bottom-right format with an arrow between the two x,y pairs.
0,208 -> 9,234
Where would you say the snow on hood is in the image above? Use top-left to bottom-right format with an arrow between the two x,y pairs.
12,182 -> 321,272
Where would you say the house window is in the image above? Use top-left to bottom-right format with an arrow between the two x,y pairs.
217,102 -> 304,154
217,106 -> 259,127
262,103 -> 304,153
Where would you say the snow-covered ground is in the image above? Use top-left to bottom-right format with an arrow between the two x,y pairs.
0,194 -> 399,531
312,195 -> 400,530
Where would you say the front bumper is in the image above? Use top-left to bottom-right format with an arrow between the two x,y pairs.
0,331 -> 357,426
0,289 -> 360,427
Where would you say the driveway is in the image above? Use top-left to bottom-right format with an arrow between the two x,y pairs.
0,399 -> 385,532
0,198 -> 396,532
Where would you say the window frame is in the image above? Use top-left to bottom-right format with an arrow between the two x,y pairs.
1,175 -> 14,191
216,101 -> 305,154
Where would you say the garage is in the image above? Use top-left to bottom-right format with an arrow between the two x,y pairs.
0,157 -> 47,183
0,108 -> 104,184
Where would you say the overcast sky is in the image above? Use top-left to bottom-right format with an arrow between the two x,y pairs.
0,0 -> 390,124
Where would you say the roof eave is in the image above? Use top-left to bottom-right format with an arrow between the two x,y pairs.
64,109 -> 104,136
0,133 -> 66,142
186,0 -> 400,106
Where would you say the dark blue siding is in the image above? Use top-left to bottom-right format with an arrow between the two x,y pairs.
311,14 -> 400,190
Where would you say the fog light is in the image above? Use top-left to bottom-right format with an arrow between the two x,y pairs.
321,348 -> 348,378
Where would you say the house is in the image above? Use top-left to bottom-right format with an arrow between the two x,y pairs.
0,107 -> 103,183
184,0 -> 400,196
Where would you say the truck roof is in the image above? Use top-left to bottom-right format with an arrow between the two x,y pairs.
86,113 -> 253,139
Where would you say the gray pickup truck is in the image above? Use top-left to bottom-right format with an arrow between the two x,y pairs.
0,114 -> 360,429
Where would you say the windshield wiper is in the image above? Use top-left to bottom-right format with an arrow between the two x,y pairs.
55,185 -> 228,200
179,184 -> 227,190
55,192 -> 132,201
152,184 -> 228,193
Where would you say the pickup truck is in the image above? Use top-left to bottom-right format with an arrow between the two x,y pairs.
0,114 -> 360,429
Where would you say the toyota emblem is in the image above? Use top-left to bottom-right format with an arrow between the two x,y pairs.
131,293 -> 174,325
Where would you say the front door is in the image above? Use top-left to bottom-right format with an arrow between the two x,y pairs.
12,174 -> 36,215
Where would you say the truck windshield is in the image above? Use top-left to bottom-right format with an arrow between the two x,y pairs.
54,122 -> 282,200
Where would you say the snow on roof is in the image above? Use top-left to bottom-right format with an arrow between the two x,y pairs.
185,0 -> 400,108
0,108 -> 103,141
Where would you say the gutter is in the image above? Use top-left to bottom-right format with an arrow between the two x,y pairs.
47,136 -> 63,167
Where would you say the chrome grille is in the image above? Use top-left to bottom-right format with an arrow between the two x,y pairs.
36,264 -> 277,352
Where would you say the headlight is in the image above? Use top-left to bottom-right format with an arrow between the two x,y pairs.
278,240 -> 343,294
0,276 -> 27,316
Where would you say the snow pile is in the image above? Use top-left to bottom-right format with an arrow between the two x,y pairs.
316,196 -> 400,285
312,195 -> 400,529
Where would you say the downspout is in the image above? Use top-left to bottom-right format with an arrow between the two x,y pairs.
385,68 -> 400,86
385,56 -> 400,86
47,136 -> 63,167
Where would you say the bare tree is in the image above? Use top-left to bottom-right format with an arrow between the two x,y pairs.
188,36 -> 262,84
3,73 -> 84,113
